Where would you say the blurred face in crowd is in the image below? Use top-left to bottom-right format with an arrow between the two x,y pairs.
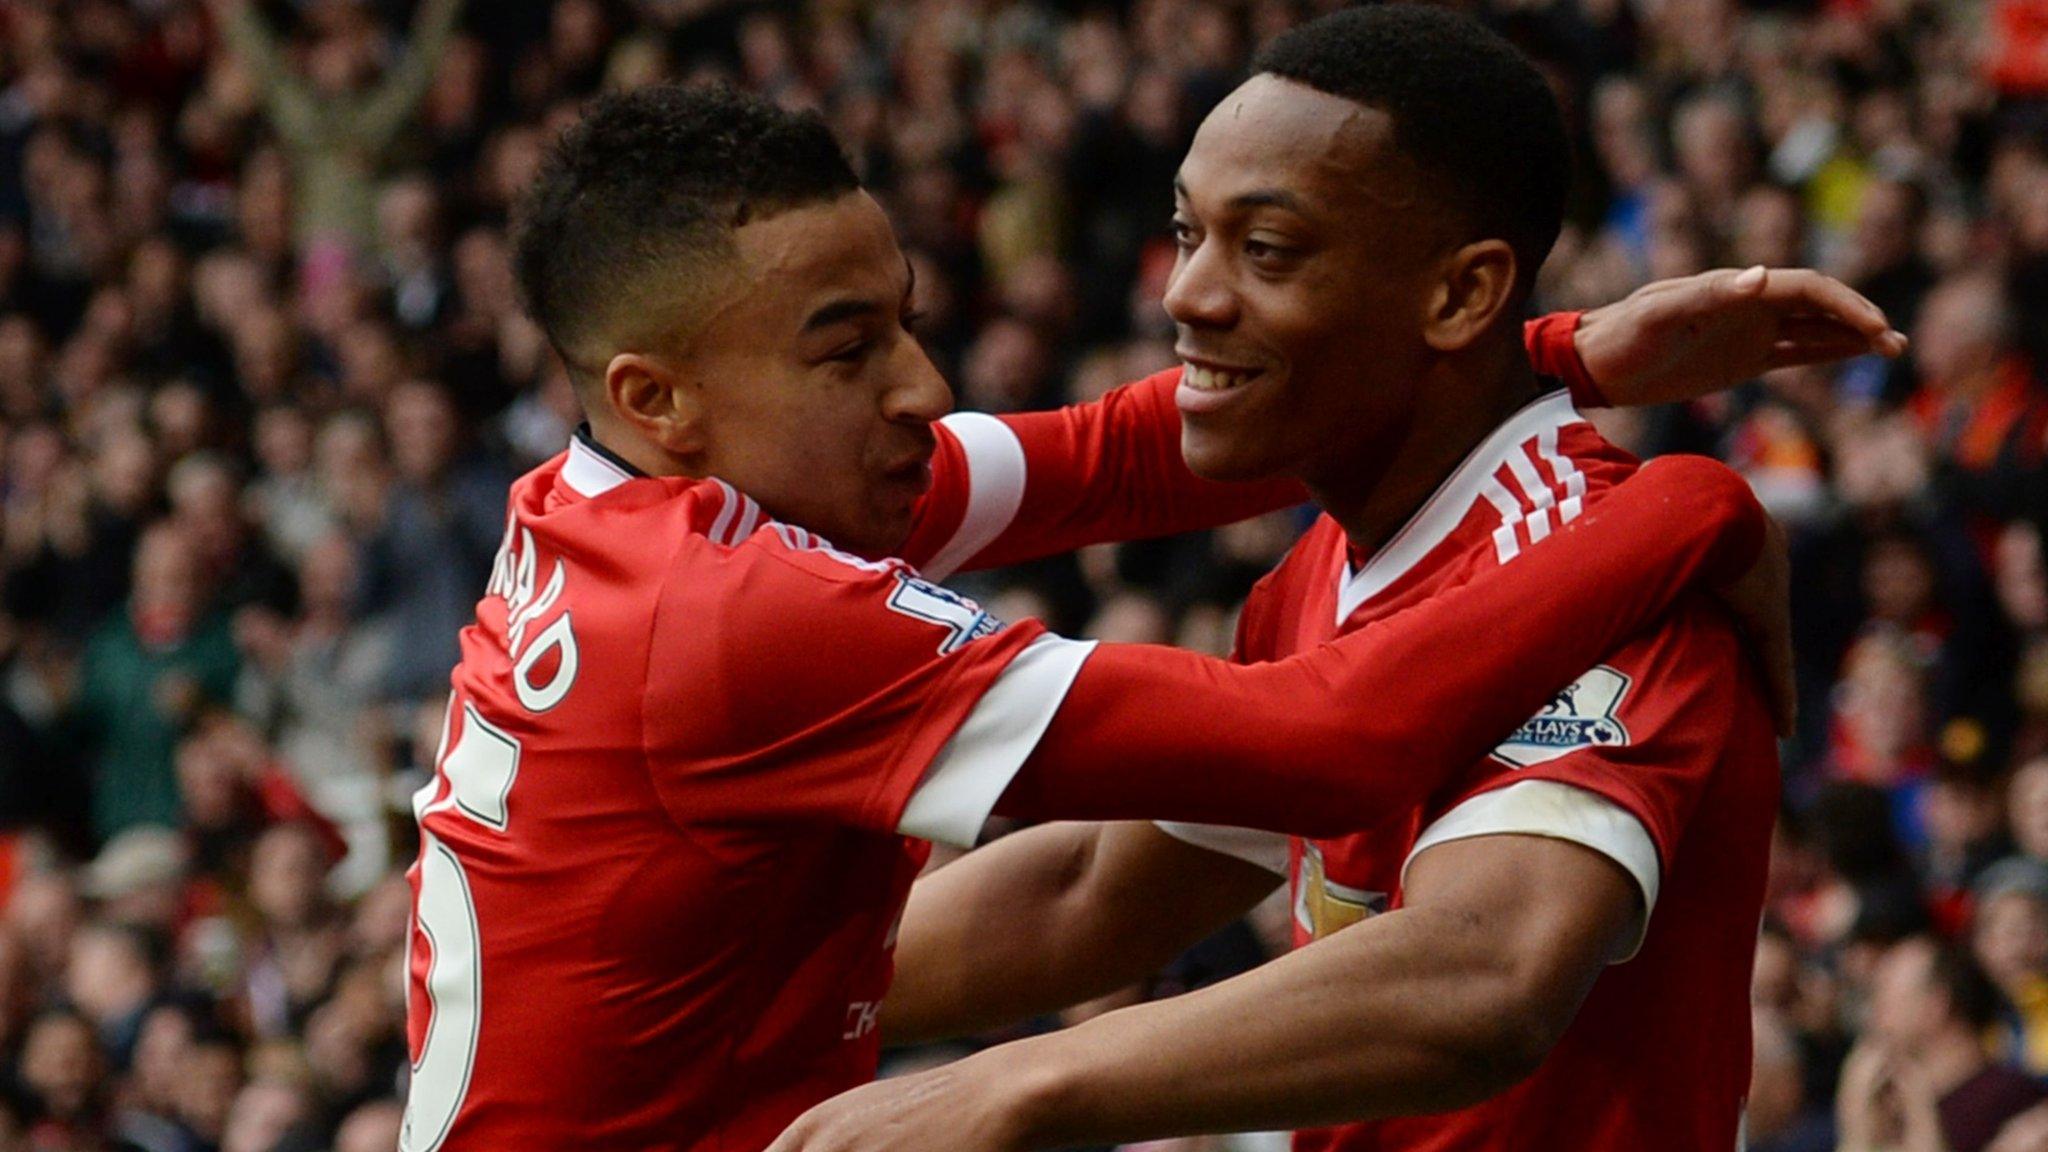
1734,185 -> 1803,269
1854,181 -> 1922,277
64,926 -> 155,1025
7,875 -> 78,983
385,380 -> 460,485
1915,274 -> 2010,387
179,1040 -> 245,1142
253,406 -> 314,480
131,1006 -> 194,1112
1164,75 -> 1451,487
621,191 -> 950,558
1974,890 -> 2048,996
132,524 -> 205,624
1746,1009 -> 1806,1139
299,535 -> 358,620
1866,937 -> 1943,1048
1996,522 -> 2048,631
168,458 -> 245,561
20,1012 -> 100,1120
2013,759 -> 2048,860
1921,776 -> 2002,856
1863,537 -> 1937,624
91,425 -> 158,517
1833,633 -> 1928,774
251,824 -> 329,931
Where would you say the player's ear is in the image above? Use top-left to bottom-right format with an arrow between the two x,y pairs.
1422,239 -> 1518,353
605,352 -> 708,459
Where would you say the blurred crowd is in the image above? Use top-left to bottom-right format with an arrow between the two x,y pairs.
0,0 -> 2045,1148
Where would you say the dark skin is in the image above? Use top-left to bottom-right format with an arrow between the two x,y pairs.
766,75 -> 1734,1152
1163,76 -> 1541,548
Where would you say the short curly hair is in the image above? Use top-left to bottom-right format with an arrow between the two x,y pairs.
1253,6 -> 1570,295
512,84 -> 860,374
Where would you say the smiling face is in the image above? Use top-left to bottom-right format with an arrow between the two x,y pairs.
670,191 -> 951,556
1165,75 -> 1448,486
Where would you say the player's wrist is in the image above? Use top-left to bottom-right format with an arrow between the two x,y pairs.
1529,311 -> 1604,408
967,1033 -> 1087,1151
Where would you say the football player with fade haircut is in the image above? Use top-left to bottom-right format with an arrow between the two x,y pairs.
772,9 -> 1800,1152
402,77 -> 1899,1151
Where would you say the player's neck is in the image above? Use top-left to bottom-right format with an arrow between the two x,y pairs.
1309,345 -> 1543,558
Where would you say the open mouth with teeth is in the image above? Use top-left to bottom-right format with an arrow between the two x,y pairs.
1181,363 -> 1265,392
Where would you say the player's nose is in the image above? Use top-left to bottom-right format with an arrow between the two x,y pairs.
883,342 -> 953,424
1163,243 -> 1238,330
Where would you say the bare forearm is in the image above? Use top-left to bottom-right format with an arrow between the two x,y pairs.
885,824 -> 1272,1044
987,907 -> 1545,1146
885,826 -> 1117,1044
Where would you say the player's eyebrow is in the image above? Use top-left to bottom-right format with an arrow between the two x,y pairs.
802,298 -> 882,333
1228,188 -> 1310,214
805,259 -> 918,333
1172,176 -> 1311,216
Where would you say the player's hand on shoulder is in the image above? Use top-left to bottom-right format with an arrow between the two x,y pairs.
1575,266 -> 1907,408
766,1058 -> 1035,1152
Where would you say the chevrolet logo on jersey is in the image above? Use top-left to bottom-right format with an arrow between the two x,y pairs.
1491,665 -> 1633,768
1294,842 -> 1389,939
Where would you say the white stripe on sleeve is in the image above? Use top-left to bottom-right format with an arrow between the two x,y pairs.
1154,822 -> 1292,876
921,413 -> 1029,581
897,634 -> 1097,847
1403,779 -> 1662,963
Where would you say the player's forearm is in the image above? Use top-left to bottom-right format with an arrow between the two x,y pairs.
964,906 -> 1552,1147
996,456 -> 1763,834
886,824 -> 1269,1045
885,825 -> 1139,1044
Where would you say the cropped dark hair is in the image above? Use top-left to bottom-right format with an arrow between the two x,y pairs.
1252,6 -> 1570,294
512,84 -> 860,371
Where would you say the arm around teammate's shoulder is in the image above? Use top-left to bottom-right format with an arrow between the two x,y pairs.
990,455 -> 1778,836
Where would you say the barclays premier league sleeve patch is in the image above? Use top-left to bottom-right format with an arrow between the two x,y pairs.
887,572 -> 1005,655
1490,666 -> 1632,768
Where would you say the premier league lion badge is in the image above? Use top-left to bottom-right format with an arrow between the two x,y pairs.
1489,665 -> 1633,768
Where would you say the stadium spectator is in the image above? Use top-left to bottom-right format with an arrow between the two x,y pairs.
1842,936 -> 2046,1152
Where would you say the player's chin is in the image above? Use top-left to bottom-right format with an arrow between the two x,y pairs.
1179,424 -> 1285,484
852,499 -> 919,557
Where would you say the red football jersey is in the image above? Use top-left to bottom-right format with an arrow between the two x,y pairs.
402,373 -> 1308,1152
400,315 -> 1599,1152
1164,390 -> 1780,1152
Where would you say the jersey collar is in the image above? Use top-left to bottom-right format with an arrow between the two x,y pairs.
560,425 -> 644,498
1335,386 -> 1585,623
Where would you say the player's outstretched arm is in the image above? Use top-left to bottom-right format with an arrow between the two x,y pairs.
985,456 -> 1780,836
882,822 -> 1279,1046
768,834 -> 1638,1152
1571,266 -> 1906,408
900,324 -> 1586,574
904,269 -> 1894,576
